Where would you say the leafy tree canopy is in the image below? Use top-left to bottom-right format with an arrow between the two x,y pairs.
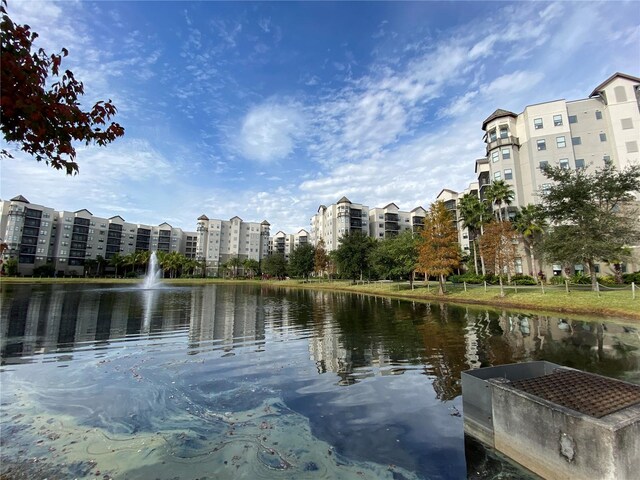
540,163 -> 640,289
262,253 -> 287,278
332,230 -> 375,281
1,1 -> 124,174
369,230 -> 418,284
288,243 -> 315,279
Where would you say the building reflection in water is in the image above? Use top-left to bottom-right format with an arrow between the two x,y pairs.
1,285 -> 638,390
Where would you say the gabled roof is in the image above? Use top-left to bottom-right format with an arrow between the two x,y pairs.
158,222 -> 172,228
590,72 -> 640,98
337,196 -> 351,204
410,206 -> 426,214
482,109 -> 517,130
197,214 -> 209,221
317,204 -> 326,212
436,188 -> 458,200
75,208 -> 93,216
261,220 -> 270,226
297,229 -> 309,235
109,215 -> 125,222
10,195 -> 29,203
383,202 -> 399,210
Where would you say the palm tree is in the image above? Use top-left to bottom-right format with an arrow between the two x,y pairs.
486,180 -> 515,222
458,193 -> 490,275
109,253 -> 125,277
513,204 -> 547,280
243,258 -> 259,278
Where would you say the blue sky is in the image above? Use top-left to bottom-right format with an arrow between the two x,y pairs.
2,1 -> 639,234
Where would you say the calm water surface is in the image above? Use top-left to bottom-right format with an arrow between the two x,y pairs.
1,283 -> 638,479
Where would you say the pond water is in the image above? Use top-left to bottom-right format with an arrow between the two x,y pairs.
1,283 -> 638,479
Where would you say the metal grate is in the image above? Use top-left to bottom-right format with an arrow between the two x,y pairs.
509,369 -> 640,418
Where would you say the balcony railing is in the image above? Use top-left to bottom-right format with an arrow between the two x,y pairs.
485,135 -> 520,154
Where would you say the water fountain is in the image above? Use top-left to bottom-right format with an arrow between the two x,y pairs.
141,251 -> 162,289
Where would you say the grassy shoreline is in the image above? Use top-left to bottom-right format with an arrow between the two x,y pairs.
2,277 -> 638,322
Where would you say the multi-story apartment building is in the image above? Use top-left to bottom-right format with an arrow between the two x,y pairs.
310,197 -> 370,251
368,203 -> 426,239
481,72 -> 639,211
311,197 -> 428,250
1,195 -> 198,276
269,229 -> 310,260
195,215 -> 270,276
441,72 -> 640,276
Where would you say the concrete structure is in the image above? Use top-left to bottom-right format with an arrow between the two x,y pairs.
269,229 -> 310,260
462,362 -> 640,480
195,215 -> 270,276
1,195 -> 197,276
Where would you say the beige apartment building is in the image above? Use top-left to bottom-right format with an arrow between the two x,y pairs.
441,72 -> 640,276
195,215 -> 270,276
310,197 -> 427,251
1,195 -> 197,276
269,229 -> 310,260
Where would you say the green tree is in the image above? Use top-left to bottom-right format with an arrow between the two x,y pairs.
513,204 -> 547,280
485,180 -> 515,222
3,257 -> 18,276
262,253 -> 287,278
242,258 -> 260,278
458,193 -> 490,274
369,230 -> 418,286
0,2 -> 124,174
288,243 -> 315,279
416,201 -> 460,294
109,253 -> 125,277
313,238 -> 329,278
332,231 -> 375,282
540,163 -> 640,290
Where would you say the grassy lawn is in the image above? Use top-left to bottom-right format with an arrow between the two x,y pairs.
2,277 -> 638,321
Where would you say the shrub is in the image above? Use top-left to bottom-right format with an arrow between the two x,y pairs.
124,271 -> 138,278
597,275 -> 617,286
622,272 -> 640,284
33,263 -> 56,277
550,276 -> 566,285
448,273 -> 484,284
511,274 -> 537,285
570,272 -> 591,284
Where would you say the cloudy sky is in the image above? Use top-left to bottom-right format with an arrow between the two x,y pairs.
2,1 -> 639,233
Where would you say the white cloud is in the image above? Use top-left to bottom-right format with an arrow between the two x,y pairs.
238,102 -> 305,163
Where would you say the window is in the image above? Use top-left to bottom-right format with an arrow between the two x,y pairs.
499,126 -> 508,139
572,136 -> 581,146
626,141 -> 639,153
595,110 -> 602,120
502,148 -> 510,160
539,160 -> 548,170
556,136 -> 566,148
599,133 -> 607,142
542,183 -> 551,194
504,169 -> 513,180
537,139 -> 546,151
614,86 -> 628,102
559,158 -> 569,170
553,114 -> 563,126
568,115 -> 577,124
491,151 -> 499,162
489,129 -> 497,142
575,158 -> 585,170
494,171 -> 502,180
603,155 -> 611,166
534,118 -> 543,129
621,118 -> 633,130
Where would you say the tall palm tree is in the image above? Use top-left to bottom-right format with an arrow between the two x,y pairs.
458,193 -> 490,275
486,180 -> 515,222
514,204 -> 547,279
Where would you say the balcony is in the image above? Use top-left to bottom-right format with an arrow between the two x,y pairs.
384,213 -> 399,221
485,135 -> 520,154
385,223 -> 400,231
